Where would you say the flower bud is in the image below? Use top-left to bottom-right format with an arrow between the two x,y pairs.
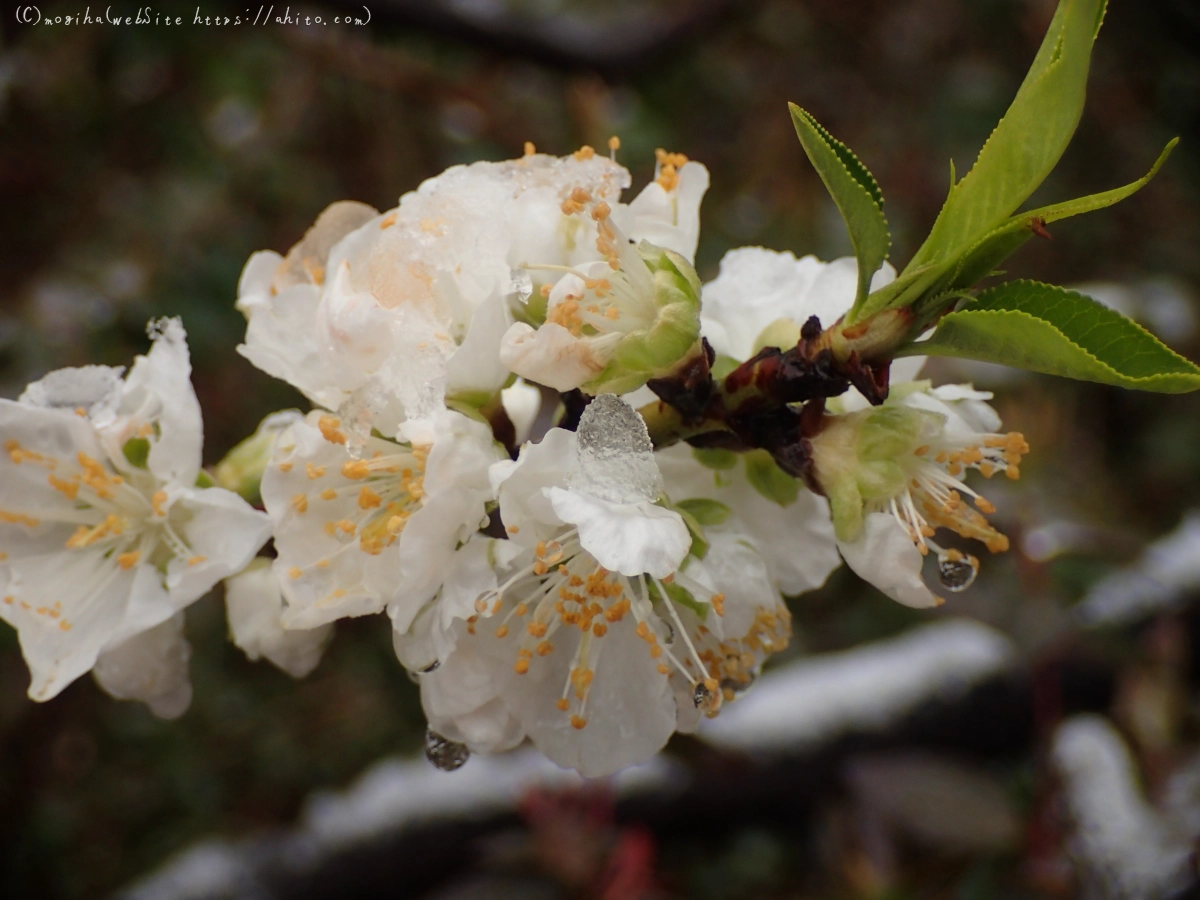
214,410 -> 304,505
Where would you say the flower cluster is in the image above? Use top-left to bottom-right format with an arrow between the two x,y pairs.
2,146 -> 1027,776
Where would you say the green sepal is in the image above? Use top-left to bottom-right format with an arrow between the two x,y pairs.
711,355 -> 741,382
194,470 -> 215,489
122,437 -> 150,469
900,280 -> 1200,393
582,245 -> 702,396
673,505 -> 710,561
676,497 -> 732,527
790,104 -> 890,315
647,576 -> 707,621
692,447 -> 738,471
743,450 -> 800,507
445,396 -> 493,425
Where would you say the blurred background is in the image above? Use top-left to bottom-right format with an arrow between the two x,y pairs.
2,0 -> 1200,897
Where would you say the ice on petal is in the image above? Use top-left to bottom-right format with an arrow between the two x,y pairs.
19,365 -> 125,423
571,394 -> 662,504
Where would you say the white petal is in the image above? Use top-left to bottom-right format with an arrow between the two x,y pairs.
700,248 -> 896,362
492,428 -> 577,547
692,528 -> 781,637
498,321 -> 606,392
891,355 -> 927,383
115,318 -> 203,486
621,162 -> 710,263
235,249 -> 282,316
226,559 -> 333,678
272,200 -> 379,293
838,512 -> 939,608
441,700 -> 526,752
237,281 -> 349,410
700,247 -> 826,360
444,289 -> 513,397
4,551 -> 170,701
656,444 -> 841,595
547,488 -> 690,578
92,613 -> 192,719
501,611 -> 677,777
165,487 -> 272,606
620,384 -> 658,409
390,413 -> 503,629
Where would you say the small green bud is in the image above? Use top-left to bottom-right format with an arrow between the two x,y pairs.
214,410 -> 303,505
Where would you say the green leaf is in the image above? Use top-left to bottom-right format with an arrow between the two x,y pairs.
906,0 -> 1106,272
676,497 -> 732,527
901,280 -> 1200,392
945,139 -> 1177,293
122,437 -> 150,469
744,450 -> 801,506
789,104 -> 890,314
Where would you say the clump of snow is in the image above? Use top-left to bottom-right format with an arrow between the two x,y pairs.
701,619 -> 1014,752
1053,715 -> 1195,899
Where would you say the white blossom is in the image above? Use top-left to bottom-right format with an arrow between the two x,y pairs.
414,397 -> 791,776
238,152 -> 635,442
261,408 -> 503,631
0,319 -> 271,707
810,383 -> 1028,608
499,193 -> 702,396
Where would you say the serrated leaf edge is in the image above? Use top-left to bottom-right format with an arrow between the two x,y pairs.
901,279 -> 1200,390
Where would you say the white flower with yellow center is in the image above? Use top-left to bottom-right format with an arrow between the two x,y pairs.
500,187 -> 703,395
414,396 -> 791,776
809,383 -> 1030,608
0,319 -> 270,708
261,408 -> 503,631
239,151 -> 636,441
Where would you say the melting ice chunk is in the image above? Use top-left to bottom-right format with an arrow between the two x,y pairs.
571,394 -> 663,504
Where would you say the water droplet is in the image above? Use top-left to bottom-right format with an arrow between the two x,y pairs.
692,681 -> 721,714
936,551 -> 978,592
506,269 -> 533,305
424,728 -> 469,771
